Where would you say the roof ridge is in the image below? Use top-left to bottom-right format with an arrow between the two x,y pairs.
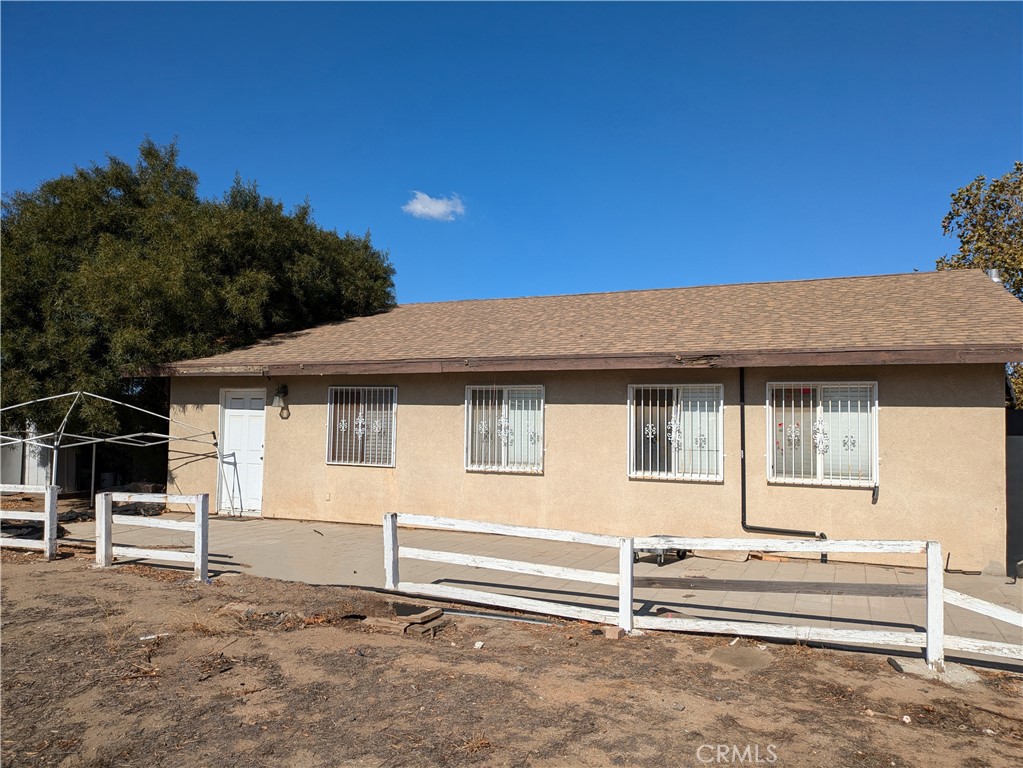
393,269 -> 981,309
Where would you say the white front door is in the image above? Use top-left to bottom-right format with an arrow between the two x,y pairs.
219,389 -> 266,515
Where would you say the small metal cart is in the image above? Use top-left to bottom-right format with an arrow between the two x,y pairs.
633,535 -> 688,566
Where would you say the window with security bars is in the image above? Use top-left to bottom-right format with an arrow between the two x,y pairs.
628,385 -> 723,481
326,387 -> 396,467
768,383 -> 877,486
465,385 -> 544,473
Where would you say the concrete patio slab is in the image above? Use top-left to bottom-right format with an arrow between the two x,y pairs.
56,514 -> 1022,666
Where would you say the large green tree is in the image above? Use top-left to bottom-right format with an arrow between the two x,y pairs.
936,161 -> 1023,404
937,161 -> 1022,298
1,140 -> 396,434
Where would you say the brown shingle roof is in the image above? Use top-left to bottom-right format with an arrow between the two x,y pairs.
165,270 -> 1023,375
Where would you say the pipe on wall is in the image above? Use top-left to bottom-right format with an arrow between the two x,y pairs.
738,367 -> 826,545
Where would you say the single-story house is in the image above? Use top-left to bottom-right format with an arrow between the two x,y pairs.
163,270 -> 1023,574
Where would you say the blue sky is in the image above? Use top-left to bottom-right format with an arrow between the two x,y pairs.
2,2 -> 1020,304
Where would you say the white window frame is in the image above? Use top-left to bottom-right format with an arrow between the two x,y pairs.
325,386 -> 397,467
766,381 -> 879,488
627,384 -> 724,482
464,385 -> 545,474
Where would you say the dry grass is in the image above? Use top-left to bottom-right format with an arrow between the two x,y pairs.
169,607 -> 234,636
456,733 -> 492,755
117,564 -> 191,583
95,598 -> 137,655
976,668 -> 1023,697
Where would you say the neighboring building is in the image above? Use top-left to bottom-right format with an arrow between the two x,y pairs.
0,430 -> 84,491
163,270 -> 1023,574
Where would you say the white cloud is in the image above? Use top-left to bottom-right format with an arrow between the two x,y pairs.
401,190 -> 465,221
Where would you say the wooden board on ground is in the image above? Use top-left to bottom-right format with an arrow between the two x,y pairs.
390,603 -> 443,624
405,617 -> 452,636
750,552 -> 791,562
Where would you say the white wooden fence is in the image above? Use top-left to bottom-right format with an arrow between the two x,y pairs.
96,492 -> 209,581
384,514 -> 1023,670
384,512 -> 633,629
633,535 -> 946,667
0,484 -> 59,560
942,589 -> 1023,660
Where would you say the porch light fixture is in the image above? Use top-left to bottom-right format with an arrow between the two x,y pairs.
272,384 -> 290,419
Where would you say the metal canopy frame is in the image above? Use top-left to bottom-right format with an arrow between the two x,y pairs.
0,391 -> 217,492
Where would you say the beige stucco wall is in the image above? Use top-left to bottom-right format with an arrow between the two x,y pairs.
168,364 -> 1008,573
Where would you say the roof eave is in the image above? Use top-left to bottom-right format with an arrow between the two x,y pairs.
159,344 -> 1023,377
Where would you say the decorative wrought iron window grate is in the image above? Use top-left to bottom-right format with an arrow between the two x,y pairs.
465,385 -> 544,473
326,386 -> 397,467
767,382 -> 877,487
628,384 -> 723,481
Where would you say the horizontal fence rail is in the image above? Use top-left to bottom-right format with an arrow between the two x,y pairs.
632,617 -> 929,650
632,536 -> 928,554
96,492 -> 209,581
393,513 -> 621,548
385,515 -> 1023,668
0,484 -> 59,560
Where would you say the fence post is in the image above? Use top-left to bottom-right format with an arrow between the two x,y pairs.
383,513 -> 399,590
43,485 -> 58,561
925,540 -> 945,671
95,492 -> 113,567
194,493 -> 209,582
618,538 -> 634,632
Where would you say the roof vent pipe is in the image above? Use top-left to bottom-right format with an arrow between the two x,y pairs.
987,268 -> 1001,283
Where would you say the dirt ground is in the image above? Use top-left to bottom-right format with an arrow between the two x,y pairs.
1,549 -> 1021,768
